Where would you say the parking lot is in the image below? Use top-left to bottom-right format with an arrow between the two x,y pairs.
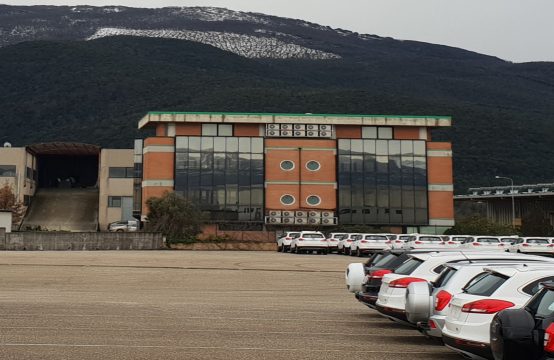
0,251 -> 460,360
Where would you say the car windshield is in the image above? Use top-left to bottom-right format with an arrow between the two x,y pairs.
333,234 -> 347,240
351,234 -> 363,240
365,235 -> 388,241
434,267 -> 458,288
528,289 -> 554,318
451,237 -> 469,242
477,238 -> 500,243
464,272 -> 509,296
418,236 -> 442,242
394,258 -> 424,275
365,253 -> 385,267
500,238 -> 516,243
399,236 -> 413,241
387,235 -> 397,240
302,233 -> 324,239
288,233 -> 300,238
527,239 -> 549,244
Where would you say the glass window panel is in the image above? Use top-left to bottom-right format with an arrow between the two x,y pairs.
215,186 -> 226,207
402,190 -> 415,208
251,186 -> 263,206
363,139 -> 376,154
201,137 -> 214,152
239,188 -> 250,205
389,140 -> 401,156
403,209 -> 415,224
376,140 -> 388,155
338,139 -> 350,155
377,207 -> 390,223
376,156 -> 389,173
363,206 -> 377,223
339,209 -> 352,224
415,208 -> 428,224
390,187 -> 402,208
413,156 -> 427,186
188,137 -> 201,151
362,126 -> 377,139
377,187 -> 389,208
251,154 -> 264,185
214,137 -> 226,152
200,152 -> 213,170
225,153 -> 238,185
175,137 -> 188,151
351,155 -> 363,175
401,141 -> 413,156
414,141 -> 426,156
251,138 -> 263,154
239,138 -> 251,153
238,154 -> 250,186
351,140 -> 363,155
202,124 -> 217,136
415,190 -> 428,208
226,138 -> 238,153
218,124 -> 233,136
109,167 -> 126,178
226,185 -> 238,209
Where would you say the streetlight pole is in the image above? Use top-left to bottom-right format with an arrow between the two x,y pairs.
495,176 -> 515,228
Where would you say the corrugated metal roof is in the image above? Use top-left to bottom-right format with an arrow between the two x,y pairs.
27,142 -> 100,156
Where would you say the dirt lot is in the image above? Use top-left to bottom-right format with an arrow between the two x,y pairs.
0,251 -> 460,359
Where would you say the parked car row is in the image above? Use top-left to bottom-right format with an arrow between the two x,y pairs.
344,248 -> 554,359
277,232 -> 554,256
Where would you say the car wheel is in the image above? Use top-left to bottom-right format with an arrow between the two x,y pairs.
277,244 -> 282,252
282,245 -> 288,253
490,310 -> 536,360
116,229 -> 124,232
345,248 -> 350,256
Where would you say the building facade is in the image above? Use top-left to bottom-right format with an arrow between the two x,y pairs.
137,112 -> 454,234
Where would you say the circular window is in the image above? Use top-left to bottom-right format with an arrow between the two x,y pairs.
280,194 -> 295,205
306,195 -> 321,206
280,160 -> 295,171
306,160 -> 321,171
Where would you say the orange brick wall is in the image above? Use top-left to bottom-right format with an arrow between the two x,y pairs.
428,191 -> 455,219
427,141 -> 454,222
175,123 -> 201,136
335,125 -> 361,138
142,186 -> 173,213
265,184 -> 336,210
394,127 -> 421,140
428,157 -> 453,184
234,124 -> 261,137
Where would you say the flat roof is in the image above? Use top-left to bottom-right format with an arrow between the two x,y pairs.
138,111 -> 452,129
27,142 -> 101,156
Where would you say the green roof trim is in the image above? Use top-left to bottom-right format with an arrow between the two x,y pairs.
146,111 -> 451,120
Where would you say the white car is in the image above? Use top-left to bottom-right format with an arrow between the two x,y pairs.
276,231 -> 300,252
402,234 -> 444,250
458,236 -> 505,251
389,234 -> 417,250
508,237 -> 552,255
350,234 -> 390,257
442,264 -> 554,359
337,233 -> 363,255
326,233 -> 347,253
442,235 -> 473,248
405,255 -> 554,338
108,220 -> 138,232
374,251 -> 546,325
289,231 -> 328,254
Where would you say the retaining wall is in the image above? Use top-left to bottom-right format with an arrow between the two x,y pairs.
0,232 -> 165,251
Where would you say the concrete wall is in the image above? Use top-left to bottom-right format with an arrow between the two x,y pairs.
0,211 -> 12,233
0,232 -> 164,251
98,149 -> 135,230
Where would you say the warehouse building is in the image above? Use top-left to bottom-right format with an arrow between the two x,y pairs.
136,112 -> 454,235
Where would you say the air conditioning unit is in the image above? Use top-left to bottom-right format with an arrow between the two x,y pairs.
295,217 -> 307,225
280,124 -> 292,130
266,130 -> 278,137
282,217 -> 294,224
308,211 -> 321,218
282,211 -> 294,217
295,211 -> 308,217
321,217 -> 337,225
307,131 -> 318,137
294,131 -> 305,137
306,124 -> 318,131
319,131 -> 329,137
294,124 -> 306,130
321,211 -> 334,218
308,217 -> 321,225
319,125 -> 330,131
266,216 -> 282,224
267,124 -> 279,130
281,131 -> 293,137
268,210 -> 282,217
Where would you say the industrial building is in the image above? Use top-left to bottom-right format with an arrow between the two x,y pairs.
136,112 -> 454,235
0,143 -> 134,231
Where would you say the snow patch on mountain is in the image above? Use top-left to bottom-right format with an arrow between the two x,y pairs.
87,27 -> 341,60
171,7 -> 270,24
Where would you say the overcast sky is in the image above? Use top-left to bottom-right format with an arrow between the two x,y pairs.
3,0 -> 553,62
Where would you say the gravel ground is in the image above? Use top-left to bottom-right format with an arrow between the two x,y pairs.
0,251 -> 461,360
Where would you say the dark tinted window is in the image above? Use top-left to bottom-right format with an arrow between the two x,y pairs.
420,236 -> 442,242
527,239 -> 549,244
528,289 -> 554,318
0,165 -> 16,177
433,265 -> 446,274
365,235 -> 388,240
434,267 -> 458,288
302,233 -> 325,239
394,258 -> 424,275
522,277 -> 554,296
477,238 -> 500,243
464,273 -> 508,296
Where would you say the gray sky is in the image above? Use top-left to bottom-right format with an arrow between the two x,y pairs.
3,0 -> 553,62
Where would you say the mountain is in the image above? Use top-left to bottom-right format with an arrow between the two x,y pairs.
0,5 -> 554,192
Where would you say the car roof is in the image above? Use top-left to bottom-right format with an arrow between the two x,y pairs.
484,263 -> 554,277
446,258 -> 553,270
410,251 -> 546,262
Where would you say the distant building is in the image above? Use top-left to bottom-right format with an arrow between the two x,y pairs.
455,183 -> 554,226
136,112 -> 454,235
